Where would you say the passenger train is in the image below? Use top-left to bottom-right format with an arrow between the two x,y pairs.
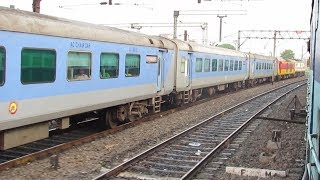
305,0 -> 320,179
0,7 -> 304,150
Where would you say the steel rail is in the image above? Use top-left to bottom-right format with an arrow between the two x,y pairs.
93,80 -> 306,179
181,82 -> 306,179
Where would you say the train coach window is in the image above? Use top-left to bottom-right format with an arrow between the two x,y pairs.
196,58 -> 203,72
224,60 -> 229,71
212,59 -> 217,71
125,54 -> 140,77
218,59 -> 224,71
67,52 -> 91,81
180,61 -> 185,73
234,61 -> 238,71
0,47 -> 5,86
204,58 -> 210,72
100,53 -> 119,79
230,60 -> 234,71
21,49 -> 56,84
239,61 -> 242,70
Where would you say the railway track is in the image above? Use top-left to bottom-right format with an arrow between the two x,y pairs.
0,79 -> 305,171
93,81 -> 306,180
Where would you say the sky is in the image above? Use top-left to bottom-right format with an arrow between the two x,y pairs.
0,0 -> 311,59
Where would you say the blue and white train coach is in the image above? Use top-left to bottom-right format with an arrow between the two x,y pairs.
0,7 -> 176,150
0,6 -> 280,150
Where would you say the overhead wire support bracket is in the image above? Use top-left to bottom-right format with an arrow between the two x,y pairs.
237,30 -> 310,57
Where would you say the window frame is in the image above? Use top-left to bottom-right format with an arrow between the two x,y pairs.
258,62 -> 261,70
180,61 -> 186,73
218,59 -> 224,71
195,58 -> 203,72
125,54 -> 141,77
224,60 -> 229,71
100,52 -> 120,79
234,60 -> 238,71
21,48 -> 57,85
204,58 -> 210,72
239,61 -> 242,70
230,60 -> 234,71
0,46 -> 5,86
67,51 -> 92,81
212,59 -> 217,72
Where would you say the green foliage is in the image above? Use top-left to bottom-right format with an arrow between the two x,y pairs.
217,44 -> 236,50
280,49 -> 295,59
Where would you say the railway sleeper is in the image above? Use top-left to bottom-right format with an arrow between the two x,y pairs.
128,165 -> 186,177
140,160 -> 193,171
149,156 -> 199,165
195,172 -> 216,179
162,147 -> 211,155
155,152 -> 203,161
172,143 -> 216,150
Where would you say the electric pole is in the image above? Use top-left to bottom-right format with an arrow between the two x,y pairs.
173,11 -> 179,39
217,15 -> 227,42
32,0 -> 41,13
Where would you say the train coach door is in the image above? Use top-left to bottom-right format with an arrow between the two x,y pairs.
157,51 -> 164,92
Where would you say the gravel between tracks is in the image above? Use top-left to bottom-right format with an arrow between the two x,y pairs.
217,83 -> 307,180
0,77 -> 306,179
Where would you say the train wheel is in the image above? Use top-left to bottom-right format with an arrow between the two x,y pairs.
127,115 -> 138,122
105,111 -> 118,128
207,88 -> 215,96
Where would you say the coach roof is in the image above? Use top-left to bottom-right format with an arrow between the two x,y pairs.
0,6 -> 170,48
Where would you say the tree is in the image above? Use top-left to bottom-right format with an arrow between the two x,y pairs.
280,49 -> 295,59
217,44 -> 236,50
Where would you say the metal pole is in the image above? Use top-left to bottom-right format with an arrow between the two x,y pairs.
217,15 -> 227,42
184,30 -> 188,41
219,16 -> 222,42
273,30 -> 277,57
202,23 -> 208,45
173,11 -> 179,39
238,30 -> 241,50
32,0 -> 41,13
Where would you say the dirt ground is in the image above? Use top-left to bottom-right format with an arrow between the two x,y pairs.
0,77 -> 306,179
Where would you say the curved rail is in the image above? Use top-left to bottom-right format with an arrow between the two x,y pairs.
181,82 -> 306,179
93,81 -> 306,179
